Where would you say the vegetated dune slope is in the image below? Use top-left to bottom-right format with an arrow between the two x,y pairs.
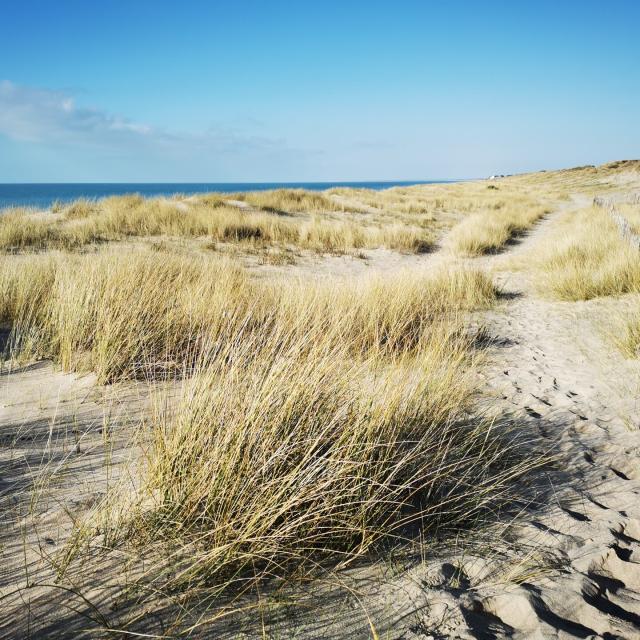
1,161 -> 640,639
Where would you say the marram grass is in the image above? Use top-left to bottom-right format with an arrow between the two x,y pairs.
0,249 -> 497,382
535,206 -> 640,301
1,248 -> 540,606
448,203 -> 550,256
0,191 -> 434,254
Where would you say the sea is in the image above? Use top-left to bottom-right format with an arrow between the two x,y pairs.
0,181 -> 453,210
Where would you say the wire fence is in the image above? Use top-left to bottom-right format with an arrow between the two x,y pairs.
593,196 -> 640,251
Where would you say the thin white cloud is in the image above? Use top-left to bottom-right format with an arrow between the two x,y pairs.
0,80 -> 157,143
0,80 -> 293,156
0,80 -> 334,180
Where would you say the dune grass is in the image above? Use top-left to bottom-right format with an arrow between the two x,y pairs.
327,183 -> 511,217
0,194 -> 434,254
0,208 -> 91,251
7,248 -> 539,608
1,249 -> 496,383
0,209 -> 58,250
235,188 -> 348,213
5,162 -> 640,633
448,203 -> 550,256
63,197 -> 99,219
0,177 -> 568,629
1,251 -> 245,381
615,308 -> 640,358
0,248 -> 529,597
535,206 -> 640,301
329,182 -> 557,258
97,328 -> 530,598
327,186 -> 442,214
191,192 -> 228,208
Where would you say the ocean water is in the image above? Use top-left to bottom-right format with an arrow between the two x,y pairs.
0,181 -> 452,210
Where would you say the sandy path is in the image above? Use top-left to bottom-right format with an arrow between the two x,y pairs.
449,210 -> 640,638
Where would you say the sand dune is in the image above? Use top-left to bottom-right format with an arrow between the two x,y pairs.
1,164 -> 640,638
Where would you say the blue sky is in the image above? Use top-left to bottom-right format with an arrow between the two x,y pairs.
1,0 -> 639,182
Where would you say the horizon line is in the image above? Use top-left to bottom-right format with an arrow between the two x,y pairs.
0,178 -> 469,185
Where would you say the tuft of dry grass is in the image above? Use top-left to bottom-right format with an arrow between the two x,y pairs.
327,186 -> 448,215
238,188 -> 348,214
0,251 -> 245,380
0,208 -> 61,251
50,199 -> 65,213
0,208 -> 97,251
448,204 -> 550,256
535,207 -> 640,301
104,329 -> 527,596
196,192 -> 229,208
63,198 -> 98,219
613,303 -> 640,358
